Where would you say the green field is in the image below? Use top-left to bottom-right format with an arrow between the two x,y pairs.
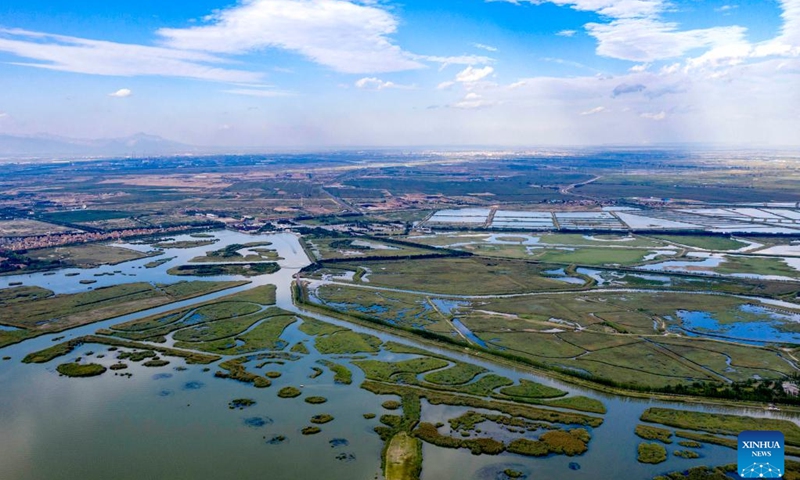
320,257 -> 575,295
650,235 -> 748,251
530,246 -> 668,266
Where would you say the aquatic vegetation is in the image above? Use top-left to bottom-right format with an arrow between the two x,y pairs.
153,239 -> 216,249
2,281 -> 246,345
110,363 -> 128,370
335,452 -> 356,462
507,430 -> 590,457
266,435 -> 287,445
364,413 -> 376,419
354,357 -> 449,382
298,317 -> 344,337
635,424 -> 673,444
144,257 -> 175,269
317,360 -> 352,385
362,381 -> 603,427
183,381 -> 205,390
301,426 -> 321,435
382,400 -> 401,410
310,414 -> 334,424
143,359 -> 170,367
56,362 -> 107,377
181,313 -> 297,355
23,335 -> 220,365
641,408 -> 800,447
309,367 -> 324,379
291,342 -> 309,354
228,398 -> 256,409
423,362 -> 486,386
265,371 -> 282,378
637,443 -> 667,464
244,417 -> 273,428
314,330 -> 382,355
305,396 -> 328,404
540,396 -> 606,415
168,262 -> 280,277
119,350 -> 157,362
499,379 -> 567,399
278,386 -> 302,398
673,450 -> 700,459
381,415 -> 402,428
677,440 -> 702,448
215,357 -> 271,388
414,422 -> 506,455
448,411 -> 549,434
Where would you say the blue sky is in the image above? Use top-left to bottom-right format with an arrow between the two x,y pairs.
0,0 -> 798,147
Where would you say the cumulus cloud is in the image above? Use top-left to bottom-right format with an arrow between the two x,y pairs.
456,65 -> 494,82
108,88 -> 132,98
629,63 -> 649,72
556,30 -> 577,37
437,81 -> 456,90
580,106 -> 606,115
355,77 -> 412,90
158,0 -> 422,74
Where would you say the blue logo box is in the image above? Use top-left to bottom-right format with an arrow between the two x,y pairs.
738,430 -> 784,478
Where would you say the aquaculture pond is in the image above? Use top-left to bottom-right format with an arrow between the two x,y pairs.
1,230 -> 799,480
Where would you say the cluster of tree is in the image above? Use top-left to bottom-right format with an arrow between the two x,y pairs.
0,250 -> 61,274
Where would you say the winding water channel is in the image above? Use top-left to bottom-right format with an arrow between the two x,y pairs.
0,230 -> 798,479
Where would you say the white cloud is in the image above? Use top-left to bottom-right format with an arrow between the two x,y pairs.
473,43 -> 498,52
629,63 -> 649,72
556,30 -> 577,37
355,77 -> 412,90
494,1 -> 753,63
0,112 -> 8,118
108,88 -> 132,98
716,5 -> 738,13
456,65 -> 494,82
158,0 -> 422,74
586,19 -> 748,62
580,106 -> 606,115
640,111 -> 667,120
452,92 -> 496,109
413,54 -> 494,69
508,80 -> 527,89
0,28 -> 262,82
437,81 -> 456,90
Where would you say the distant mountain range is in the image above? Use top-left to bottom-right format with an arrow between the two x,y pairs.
0,133 -> 200,159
